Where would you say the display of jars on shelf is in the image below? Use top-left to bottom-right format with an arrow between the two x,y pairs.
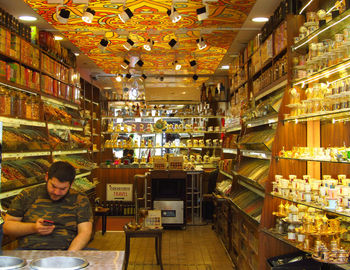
272,202 -> 349,264
272,173 -> 350,213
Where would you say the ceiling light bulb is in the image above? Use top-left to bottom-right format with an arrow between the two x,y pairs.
197,5 -> 209,21
174,60 -> 181,70
143,39 -> 154,51
57,6 -> 70,24
252,17 -> 269,22
121,59 -> 130,69
82,8 -> 95,23
18,16 -> 37,22
167,7 -> 182,23
54,35 -> 63,40
119,8 -> 134,23
116,75 -> 122,82
196,37 -> 207,50
123,38 -> 134,51
74,52 -> 80,56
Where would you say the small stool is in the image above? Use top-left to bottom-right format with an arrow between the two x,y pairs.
95,207 -> 110,235
123,225 -> 163,270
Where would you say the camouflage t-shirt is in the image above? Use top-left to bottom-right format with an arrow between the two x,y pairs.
7,184 -> 93,250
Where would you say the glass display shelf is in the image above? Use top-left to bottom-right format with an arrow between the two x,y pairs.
104,146 -> 222,150
222,148 -> 238,154
102,131 -> 223,135
225,124 -> 241,132
292,58 -> 350,86
2,151 -> 51,159
292,8 -> 350,52
284,107 -> 350,122
219,170 -> 233,179
240,149 -> 272,160
48,123 -> 83,131
41,95 -> 79,110
52,149 -> 88,156
246,115 -> 279,128
276,156 -> 350,164
75,171 -> 91,179
270,192 -> 350,218
0,78 -> 40,96
101,115 -> 227,120
232,170 -> 265,198
0,116 -> 45,127
0,183 -> 45,199
255,75 -> 288,101
228,197 -> 260,225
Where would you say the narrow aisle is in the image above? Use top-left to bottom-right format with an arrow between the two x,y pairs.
88,224 -> 235,270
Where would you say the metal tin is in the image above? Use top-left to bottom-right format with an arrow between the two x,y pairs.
30,257 -> 89,270
0,256 -> 26,269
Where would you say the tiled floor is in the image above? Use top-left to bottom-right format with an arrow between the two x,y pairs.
88,224 -> 235,270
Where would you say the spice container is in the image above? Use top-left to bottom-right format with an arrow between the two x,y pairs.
25,96 -> 33,119
17,93 -> 27,118
9,91 -> 18,117
0,86 -> 10,116
31,96 -> 40,120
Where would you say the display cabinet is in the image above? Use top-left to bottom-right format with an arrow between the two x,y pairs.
258,2 -> 350,268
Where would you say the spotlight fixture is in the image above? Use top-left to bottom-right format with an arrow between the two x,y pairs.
168,38 -> 177,48
196,37 -> 207,50
190,60 -> 197,67
174,60 -> 181,70
141,74 -> 147,80
252,17 -> 269,22
143,39 -> 154,51
193,74 -> 199,81
54,35 -> 64,41
136,59 -> 144,67
116,74 -> 122,82
119,8 -> 133,23
123,38 -> 134,51
56,6 -> 70,24
121,59 -> 130,69
82,7 -> 95,23
197,4 -> 209,21
126,73 -> 132,79
99,38 -> 109,51
167,7 -> 182,23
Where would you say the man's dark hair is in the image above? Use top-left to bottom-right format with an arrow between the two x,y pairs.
48,161 -> 76,184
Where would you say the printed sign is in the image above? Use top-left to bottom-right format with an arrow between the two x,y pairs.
106,184 -> 133,201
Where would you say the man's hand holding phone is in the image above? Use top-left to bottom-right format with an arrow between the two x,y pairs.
36,218 -> 55,235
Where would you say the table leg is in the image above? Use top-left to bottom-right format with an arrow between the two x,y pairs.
124,235 -> 130,270
158,234 -> 163,270
155,236 -> 159,264
102,215 -> 107,235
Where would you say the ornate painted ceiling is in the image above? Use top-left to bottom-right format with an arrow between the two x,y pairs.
24,0 -> 256,80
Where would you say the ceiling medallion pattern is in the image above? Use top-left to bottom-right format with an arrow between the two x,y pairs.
25,0 -> 256,75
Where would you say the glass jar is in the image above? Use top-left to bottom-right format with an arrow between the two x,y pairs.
17,93 -> 27,119
25,96 -> 33,119
0,86 -> 10,116
31,96 -> 40,120
9,91 -> 18,117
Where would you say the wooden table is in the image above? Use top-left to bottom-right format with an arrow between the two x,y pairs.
1,250 -> 124,270
95,207 -> 110,235
123,225 -> 163,270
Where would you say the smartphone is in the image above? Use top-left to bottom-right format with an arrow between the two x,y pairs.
43,219 -> 54,226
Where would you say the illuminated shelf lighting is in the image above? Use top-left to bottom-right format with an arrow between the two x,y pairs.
42,96 -> 79,110
0,183 -> 45,199
52,149 -> 88,155
0,117 -> 45,127
2,151 -> 51,159
48,123 -> 83,131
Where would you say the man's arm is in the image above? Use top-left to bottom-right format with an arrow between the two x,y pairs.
67,221 -> 92,251
3,214 -> 55,237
